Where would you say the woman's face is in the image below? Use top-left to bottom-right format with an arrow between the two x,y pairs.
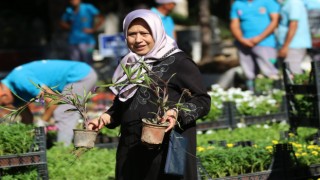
126,18 -> 155,56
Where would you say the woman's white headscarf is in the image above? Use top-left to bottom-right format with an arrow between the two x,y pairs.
110,9 -> 181,102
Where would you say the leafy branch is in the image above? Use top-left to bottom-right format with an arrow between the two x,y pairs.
0,81 -> 97,130
0,89 -> 39,123
99,59 -> 191,125
33,83 -> 96,129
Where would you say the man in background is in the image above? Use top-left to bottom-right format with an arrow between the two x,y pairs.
151,0 -> 179,39
60,0 -> 105,63
0,60 -> 97,146
230,0 -> 280,91
277,0 -> 312,74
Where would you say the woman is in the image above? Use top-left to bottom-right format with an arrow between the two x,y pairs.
88,9 -> 210,180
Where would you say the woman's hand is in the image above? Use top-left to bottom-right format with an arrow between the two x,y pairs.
161,109 -> 178,133
87,113 -> 111,131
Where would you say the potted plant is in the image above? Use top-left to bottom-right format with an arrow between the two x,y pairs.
36,84 -> 99,148
100,59 -> 190,148
0,82 -> 99,149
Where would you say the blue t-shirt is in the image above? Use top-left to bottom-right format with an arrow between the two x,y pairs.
304,0 -> 320,9
151,7 -> 175,39
1,60 -> 92,103
230,0 -> 280,47
61,3 -> 99,45
277,0 -> 312,48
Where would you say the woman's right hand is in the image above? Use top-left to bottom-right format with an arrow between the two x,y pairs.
87,113 -> 111,131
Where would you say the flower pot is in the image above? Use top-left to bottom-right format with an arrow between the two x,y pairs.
73,129 -> 98,148
141,119 -> 169,149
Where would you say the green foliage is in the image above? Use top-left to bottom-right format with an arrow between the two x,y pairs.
198,146 -> 272,178
0,145 -> 117,179
254,76 -> 276,94
0,166 -> 37,180
0,123 -> 35,155
100,58 -> 191,125
1,122 -> 320,179
0,81 -> 97,129
200,85 -> 284,122
0,94 -> 38,123
0,123 -> 38,179
236,95 -> 280,116
0,123 -> 116,179
197,122 -> 287,146
197,123 -> 320,178
197,124 -> 283,178
100,126 -> 120,137
288,72 -> 315,118
293,73 -> 310,85
291,94 -> 314,118
47,145 -> 116,179
199,99 -> 222,122
36,83 -> 97,129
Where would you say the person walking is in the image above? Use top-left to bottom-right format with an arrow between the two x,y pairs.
0,60 -> 97,146
88,9 -> 210,180
230,0 -> 280,91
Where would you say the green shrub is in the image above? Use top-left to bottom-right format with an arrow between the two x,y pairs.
0,123 -> 35,155
100,126 -> 120,137
0,167 -> 37,180
197,123 -> 320,178
200,85 -> 284,122
47,145 -> 116,179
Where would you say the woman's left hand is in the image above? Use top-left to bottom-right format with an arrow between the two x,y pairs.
161,109 -> 178,133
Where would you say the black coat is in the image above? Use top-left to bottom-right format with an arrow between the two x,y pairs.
107,51 -> 211,180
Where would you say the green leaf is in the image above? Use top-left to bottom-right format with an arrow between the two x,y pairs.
121,63 -> 130,77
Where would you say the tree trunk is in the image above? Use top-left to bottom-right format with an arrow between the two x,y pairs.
199,0 -> 212,62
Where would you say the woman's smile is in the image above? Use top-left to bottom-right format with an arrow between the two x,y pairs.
126,18 -> 155,56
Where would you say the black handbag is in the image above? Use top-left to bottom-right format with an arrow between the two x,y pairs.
164,130 -> 188,176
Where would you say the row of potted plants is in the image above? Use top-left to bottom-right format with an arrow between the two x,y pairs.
1,122 -> 320,179
1,66 -> 318,179
0,124 -> 48,179
0,123 -> 35,156
200,84 -> 284,123
197,121 -> 320,178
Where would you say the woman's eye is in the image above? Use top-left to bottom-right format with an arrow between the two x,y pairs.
128,33 -> 136,37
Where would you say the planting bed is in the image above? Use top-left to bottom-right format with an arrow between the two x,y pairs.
0,127 -> 48,179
